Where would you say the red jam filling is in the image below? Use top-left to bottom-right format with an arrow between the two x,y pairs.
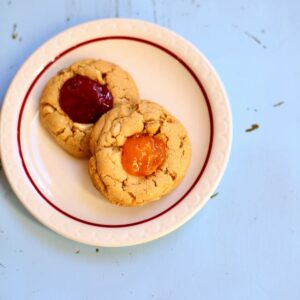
59,75 -> 113,124
122,134 -> 167,176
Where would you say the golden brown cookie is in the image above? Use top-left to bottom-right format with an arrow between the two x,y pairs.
40,59 -> 140,158
89,100 -> 192,206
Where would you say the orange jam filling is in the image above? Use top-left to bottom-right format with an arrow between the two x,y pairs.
121,134 -> 166,176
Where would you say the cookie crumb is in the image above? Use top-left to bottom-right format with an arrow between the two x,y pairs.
273,101 -> 284,107
245,124 -> 259,132
210,192 -> 219,199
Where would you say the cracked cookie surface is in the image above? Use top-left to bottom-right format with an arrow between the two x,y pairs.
89,100 -> 192,206
40,59 -> 140,158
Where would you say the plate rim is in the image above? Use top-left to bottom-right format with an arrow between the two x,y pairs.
0,18 -> 232,247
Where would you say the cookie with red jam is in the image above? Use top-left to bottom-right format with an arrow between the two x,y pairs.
40,59 -> 140,158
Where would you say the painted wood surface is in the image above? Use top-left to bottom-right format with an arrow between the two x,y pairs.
1,1 -> 300,299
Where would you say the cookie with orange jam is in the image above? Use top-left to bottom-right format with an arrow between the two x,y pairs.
89,101 -> 191,206
39,59 -> 139,158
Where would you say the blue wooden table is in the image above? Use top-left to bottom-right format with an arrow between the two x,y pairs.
1,0 -> 300,299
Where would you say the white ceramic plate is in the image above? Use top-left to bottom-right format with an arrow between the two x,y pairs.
0,19 -> 232,247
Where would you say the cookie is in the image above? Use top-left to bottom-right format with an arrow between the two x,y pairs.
89,100 -> 192,206
39,59 -> 140,158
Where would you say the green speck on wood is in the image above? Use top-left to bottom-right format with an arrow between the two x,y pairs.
245,124 -> 259,132
11,23 -> 18,39
95,248 -> 99,253
210,192 -> 219,199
